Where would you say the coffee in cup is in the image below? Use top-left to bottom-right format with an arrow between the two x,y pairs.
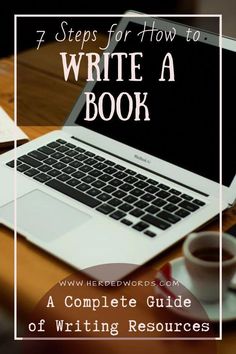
183,231 -> 236,303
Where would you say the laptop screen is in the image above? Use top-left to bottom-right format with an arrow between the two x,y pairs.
75,20 -> 236,187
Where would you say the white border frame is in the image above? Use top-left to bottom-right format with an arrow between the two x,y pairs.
14,13 -> 222,341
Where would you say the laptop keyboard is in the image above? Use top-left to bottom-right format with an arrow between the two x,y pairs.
6,139 -> 206,238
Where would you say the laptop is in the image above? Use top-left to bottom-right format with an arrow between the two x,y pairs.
0,12 -> 236,281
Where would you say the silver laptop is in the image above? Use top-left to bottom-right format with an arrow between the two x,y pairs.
0,13 -> 236,281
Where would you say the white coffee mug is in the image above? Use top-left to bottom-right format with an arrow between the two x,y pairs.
183,231 -> 236,303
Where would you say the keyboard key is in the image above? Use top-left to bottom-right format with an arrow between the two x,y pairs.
181,194 -> 193,201
163,203 -> 178,212
44,158 -> 57,165
94,162 -> 107,170
53,162 -> 66,170
38,146 -> 54,155
87,188 -> 100,197
79,165 -> 93,173
105,160 -> 115,166
170,188 -> 181,195
19,155 -> 42,168
97,193 -> 112,202
7,159 -> 24,168
74,154 -> 87,161
120,183 -> 133,192
108,198 -> 123,207
125,169 -> 136,176
157,210 -> 180,224
136,173 -> 146,180
71,171 -> 86,179
121,219 -> 133,226
28,150 -> 47,161
141,193 -> 155,202
158,184 -> 169,190
102,185 -> 116,193
134,200 -> 148,209
119,203 -> 133,212
24,168 -> 39,177
85,151 -> 95,157
179,200 -> 199,212
193,199 -> 205,207
51,152 -> 64,159
46,179 -> 101,208
145,185 -> 159,194
109,178 -> 123,187
17,164 -> 31,172
152,198 -> 166,207
62,166 -> 76,175
134,180 -> 148,189
81,175 -> 95,184
6,160 -> 21,168
103,167 -> 117,174
76,183 -> 90,191
130,208 -> 145,217
47,141 -> 60,148
57,174 -> 70,182
89,169 -> 103,177
33,173 -> 51,183
99,174 -> 113,182
167,195 -> 182,204
56,145 -> 70,153
65,143 -> 76,148
113,190 -> 126,199
130,188 -> 144,197
65,150 -> 78,157
96,204 -> 115,215
144,230 -> 156,237
145,205 -> 160,214
47,169 -> 61,177
56,139 -> 67,144
69,160 -> 83,168
75,147 -> 85,153
95,155 -> 105,162
84,158 -> 97,166
175,209 -> 190,218
123,195 -> 137,204
133,222 -> 148,232
110,210 -> 126,220
156,190 -> 170,199
38,164 -> 52,172
93,180 -> 106,189
113,171 -> 127,179
147,178 -> 158,185
115,164 -> 126,171
124,176 -> 138,184
67,178 -> 80,187
60,156 -> 73,164
141,214 -> 170,230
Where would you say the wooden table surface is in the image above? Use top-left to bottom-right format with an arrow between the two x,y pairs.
0,36 -> 236,353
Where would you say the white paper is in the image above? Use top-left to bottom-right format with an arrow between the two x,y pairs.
0,106 -> 28,146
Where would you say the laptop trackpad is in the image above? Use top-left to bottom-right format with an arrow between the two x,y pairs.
0,190 -> 91,242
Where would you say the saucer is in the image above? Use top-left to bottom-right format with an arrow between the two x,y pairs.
154,257 -> 236,322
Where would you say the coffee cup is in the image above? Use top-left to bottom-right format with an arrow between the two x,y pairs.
183,231 -> 236,303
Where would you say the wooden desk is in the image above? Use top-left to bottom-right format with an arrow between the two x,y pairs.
0,39 -> 236,353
